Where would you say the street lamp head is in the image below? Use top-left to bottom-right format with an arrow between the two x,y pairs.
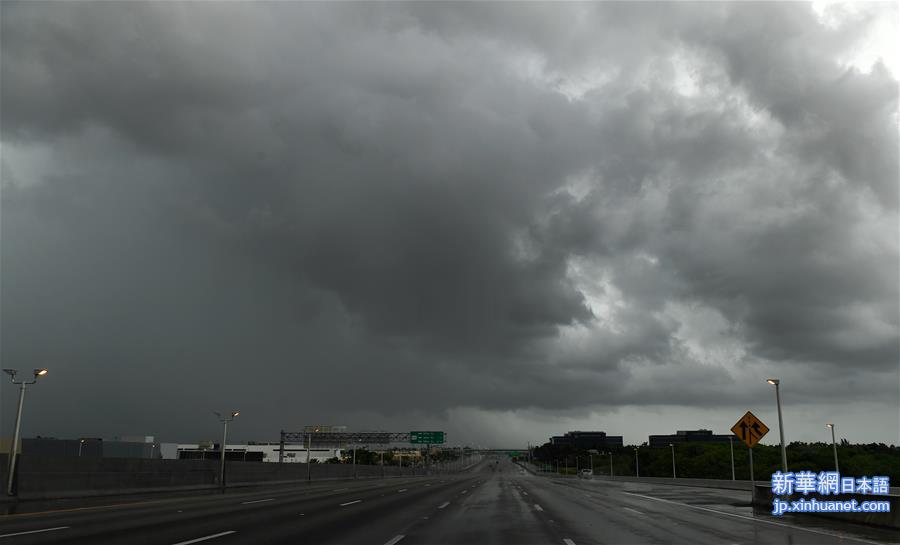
766,378 -> 779,385
826,423 -> 834,428
231,411 -> 240,417
34,368 -> 49,377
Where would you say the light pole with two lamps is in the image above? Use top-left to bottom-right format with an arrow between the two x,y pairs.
3,368 -> 49,496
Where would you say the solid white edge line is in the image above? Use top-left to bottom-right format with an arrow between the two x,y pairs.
339,500 -> 362,507
240,498 -> 274,505
383,535 -> 405,545
563,539 -> 577,545
622,506 -> 644,516
534,504 -> 544,511
621,492 -> 885,545
170,530 -> 236,545
438,501 -> 450,509
0,527 -> 70,539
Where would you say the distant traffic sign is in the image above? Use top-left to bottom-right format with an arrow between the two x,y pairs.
409,431 -> 445,444
731,411 -> 770,448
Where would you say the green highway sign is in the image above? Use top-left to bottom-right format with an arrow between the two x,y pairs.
409,431 -> 445,444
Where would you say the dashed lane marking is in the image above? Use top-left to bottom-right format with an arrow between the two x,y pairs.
170,531 -> 236,545
339,500 -> 362,507
622,507 -> 644,516
438,502 -> 450,509
0,527 -> 70,539
563,540 -> 577,545
240,498 -> 274,505
383,535 -> 405,545
534,504 -> 544,512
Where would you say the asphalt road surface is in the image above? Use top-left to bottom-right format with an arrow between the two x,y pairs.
0,457 -> 895,544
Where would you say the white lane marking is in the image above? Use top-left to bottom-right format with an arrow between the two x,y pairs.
438,501 -> 450,509
622,507 -> 644,516
299,513 -> 305,516
340,500 -> 362,507
397,489 -> 408,493
241,498 -> 274,505
621,492 -> 884,545
563,539 -> 577,545
333,488 -> 348,492
0,527 -> 70,539
383,535 -> 405,545
534,504 -> 544,512
523,491 -> 528,495
461,490 -> 468,494
170,531 -> 236,545
425,484 -> 431,487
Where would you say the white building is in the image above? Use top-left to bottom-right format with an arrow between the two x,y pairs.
176,442 -> 341,463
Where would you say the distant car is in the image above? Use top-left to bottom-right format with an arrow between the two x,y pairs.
578,469 -> 593,479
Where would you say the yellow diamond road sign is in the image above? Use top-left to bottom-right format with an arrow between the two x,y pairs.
731,411 -> 770,448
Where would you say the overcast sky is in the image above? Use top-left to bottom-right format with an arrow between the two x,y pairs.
1,2 -> 898,448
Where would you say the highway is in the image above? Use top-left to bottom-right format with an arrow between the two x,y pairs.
0,457 -> 895,545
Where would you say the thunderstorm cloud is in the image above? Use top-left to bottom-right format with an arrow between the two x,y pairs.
1,2 -> 897,446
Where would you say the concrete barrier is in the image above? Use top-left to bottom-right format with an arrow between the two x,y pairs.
8,456 -> 442,500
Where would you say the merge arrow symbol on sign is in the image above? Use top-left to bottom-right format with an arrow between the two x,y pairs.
731,411 -> 769,449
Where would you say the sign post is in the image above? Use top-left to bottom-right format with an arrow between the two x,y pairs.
731,411 -> 769,492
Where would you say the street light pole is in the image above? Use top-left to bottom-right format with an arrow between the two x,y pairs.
609,452 -> 614,477
213,410 -> 239,491
826,424 -> 839,473
634,448 -> 639,478
669,444 -> 676,479
78,439 -> 85,457
767,378 -> 788,471
4,369 -> 48,496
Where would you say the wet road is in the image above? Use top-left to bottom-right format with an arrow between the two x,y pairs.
0,457 -> 894,544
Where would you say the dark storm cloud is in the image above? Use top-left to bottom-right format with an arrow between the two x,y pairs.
1,2 -> 896,442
